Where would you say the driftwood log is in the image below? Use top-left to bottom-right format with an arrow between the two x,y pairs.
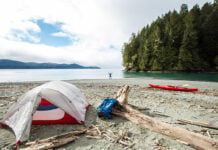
178,119 -> 218,130
111,85 -> 218,150
21,125 -> 134,149
21,129 -> 86,150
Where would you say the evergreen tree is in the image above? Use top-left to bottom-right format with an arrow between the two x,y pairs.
178,5 -> 201,71
138,27 -> 147,71
180,4 -> 188,14
150,18 -> 165,71
198,2 -> 213,69
201,3 -> 218,70
122,33 -> 140,71
163,11 -> 184,70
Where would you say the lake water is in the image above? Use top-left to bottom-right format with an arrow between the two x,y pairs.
0,69 -> 217,82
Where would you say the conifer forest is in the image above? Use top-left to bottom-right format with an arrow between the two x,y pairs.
122,1 -> 218,72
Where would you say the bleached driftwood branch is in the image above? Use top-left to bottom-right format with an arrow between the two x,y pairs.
177,119 -> 218,130
86,124 -> 135,147
22,129 -> 86,150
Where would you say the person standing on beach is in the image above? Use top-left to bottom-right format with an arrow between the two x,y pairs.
108,73 -> 112,79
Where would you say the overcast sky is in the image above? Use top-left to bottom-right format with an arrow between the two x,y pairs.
0,0 -> 214,68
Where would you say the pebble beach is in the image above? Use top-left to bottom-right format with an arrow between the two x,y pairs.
0,78 -> 217,150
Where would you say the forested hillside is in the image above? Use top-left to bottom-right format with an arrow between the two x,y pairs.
0,59 -> 100,69
122,1 -> 218,72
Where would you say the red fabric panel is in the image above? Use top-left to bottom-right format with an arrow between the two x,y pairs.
33,98 -> 80,124
39,98 -> 54,106
32,112 -> 80,124
86,104 -> 90,110
32,100 -> 90,125
1,123 -> 7,127
16,141 -> 21,144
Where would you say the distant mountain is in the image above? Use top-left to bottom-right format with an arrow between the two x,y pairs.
0,59 -> 100,69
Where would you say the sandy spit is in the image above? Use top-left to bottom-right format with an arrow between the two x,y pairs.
0,78 -> 217,150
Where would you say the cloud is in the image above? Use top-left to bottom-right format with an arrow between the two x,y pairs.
0,19 -> 41,42
52,32 -> 69,37
0,0 -> 213,68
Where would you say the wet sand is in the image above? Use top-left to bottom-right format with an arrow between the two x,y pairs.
0,78 -> 217,149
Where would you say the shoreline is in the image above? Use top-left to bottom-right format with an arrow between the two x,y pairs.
0,76 -> 217,84
0,78 -> 217,149
124,70 -> 218,74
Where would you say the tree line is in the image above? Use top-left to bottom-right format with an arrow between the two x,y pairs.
122,1 -> 218,72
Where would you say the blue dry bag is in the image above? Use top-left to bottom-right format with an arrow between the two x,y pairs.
97,98 -> 118,119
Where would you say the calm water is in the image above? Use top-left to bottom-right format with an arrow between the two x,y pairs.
124,72 -> 218,82
0,69 -> 217,82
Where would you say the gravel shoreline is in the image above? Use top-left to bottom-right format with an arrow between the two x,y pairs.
0,78 -> 217,149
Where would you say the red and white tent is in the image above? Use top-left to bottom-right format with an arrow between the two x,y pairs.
1,81 -> 89,143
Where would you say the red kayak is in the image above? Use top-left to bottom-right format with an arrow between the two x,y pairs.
149,84 -> 198,91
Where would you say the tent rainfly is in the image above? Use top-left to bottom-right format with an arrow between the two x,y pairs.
0,81 -> 89,143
